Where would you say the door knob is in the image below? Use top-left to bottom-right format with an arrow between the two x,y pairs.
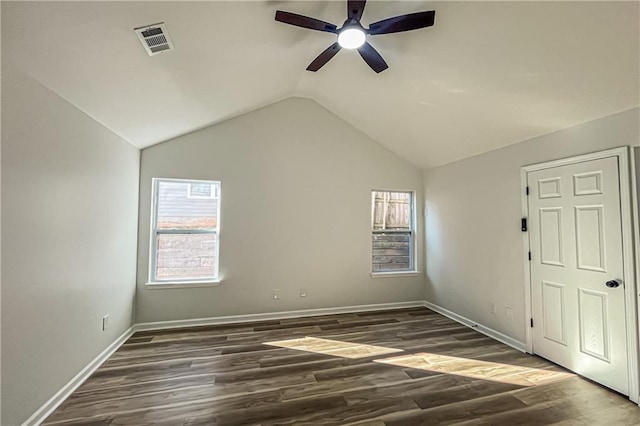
605,280 -> 621,288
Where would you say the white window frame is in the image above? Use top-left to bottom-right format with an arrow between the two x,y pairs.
187,182 -> 218,200
370,190 -> 419,277
148,178 -> 221,286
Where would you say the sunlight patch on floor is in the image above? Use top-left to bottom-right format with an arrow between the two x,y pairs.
264,337 -> 403,359
375,353 -> 574,386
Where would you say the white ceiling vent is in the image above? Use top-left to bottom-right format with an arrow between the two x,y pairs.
134,23 -> 173,56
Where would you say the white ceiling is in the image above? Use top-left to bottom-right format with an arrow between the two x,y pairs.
4,1 -> 639,169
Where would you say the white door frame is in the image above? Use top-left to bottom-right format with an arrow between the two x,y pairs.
520,146 -> 639,404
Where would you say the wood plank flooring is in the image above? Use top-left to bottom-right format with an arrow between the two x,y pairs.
44,307 -> 639,425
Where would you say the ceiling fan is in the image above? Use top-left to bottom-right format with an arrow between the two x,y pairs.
275,0 -> 436,73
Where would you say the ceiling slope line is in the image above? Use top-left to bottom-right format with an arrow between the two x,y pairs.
14,67 -> 138,151
424,105 -> 640,172
296,95 -> 426,170
139,93 -> 300,150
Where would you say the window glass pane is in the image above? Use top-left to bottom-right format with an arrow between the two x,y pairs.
189,183 -> 213,198
157,181 -> 219,230
372,232 -> 412,271
155,233 -> 217,280
372,191 -> 411,230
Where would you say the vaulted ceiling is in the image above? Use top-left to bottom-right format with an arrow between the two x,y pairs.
4,1 -> 639,169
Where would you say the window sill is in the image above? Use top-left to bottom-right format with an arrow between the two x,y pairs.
145,281 -> 222,289
370,271 -> 421,279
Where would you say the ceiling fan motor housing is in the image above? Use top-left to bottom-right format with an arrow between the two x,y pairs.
338,20 -> 367,49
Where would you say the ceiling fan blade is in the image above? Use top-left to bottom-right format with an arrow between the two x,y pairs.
275,10 -> 338,33
367,10 -> 435,35
347,0 -> 367,21
306,42 -> 342,72
357,42 -> 388,73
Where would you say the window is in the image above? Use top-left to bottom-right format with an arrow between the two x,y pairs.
187,182 -> 218,199
150,178 -> 221,283
371,190 -> 415,273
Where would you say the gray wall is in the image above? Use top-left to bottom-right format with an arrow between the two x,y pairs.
137,98 -> 424,323
423,107 -> 640,344
1,67 -> 140,425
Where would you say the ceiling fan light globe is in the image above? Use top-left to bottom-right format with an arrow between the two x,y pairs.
338,28 -> 366,49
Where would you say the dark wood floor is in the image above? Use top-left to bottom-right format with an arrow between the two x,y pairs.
44,307 -> 639,425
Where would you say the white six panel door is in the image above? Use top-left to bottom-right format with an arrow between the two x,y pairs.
528,156 -> 628,395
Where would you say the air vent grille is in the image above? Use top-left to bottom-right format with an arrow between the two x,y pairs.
135,23 -> 173,56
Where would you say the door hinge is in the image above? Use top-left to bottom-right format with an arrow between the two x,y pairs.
521,217 -> 528,232
526,186 -> 530,196
530,318 -> 534,328
528,251 -> 532,261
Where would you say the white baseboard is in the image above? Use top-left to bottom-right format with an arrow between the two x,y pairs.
22,326 -> 135,426
135,300 -> 425,332
24,299 -> 529,425
423,301 -> 527,353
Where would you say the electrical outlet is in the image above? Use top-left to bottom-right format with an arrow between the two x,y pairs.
300,288 -> 307,297
506,307 -> 514,320
273,289 -> 280,300
490,303 -> 496,315
102,314 -> 109,331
